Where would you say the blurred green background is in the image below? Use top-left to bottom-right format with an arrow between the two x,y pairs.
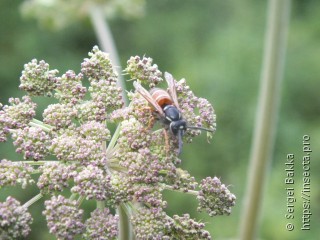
0,0 -> 319,239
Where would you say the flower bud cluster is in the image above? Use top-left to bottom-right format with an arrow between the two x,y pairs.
0,96 -> 36,132
170,168 -> 198,192
79,121 -> 111,142
125,55 -> 163,88
49,129 -> 103,163
0,159 -> 34,189
197,177 -> 236,216
43,195 -> 84,239
89,79 -> 124,112
133,184 -> 167,209
197,97 -> 216,132
0,196 -> 33,239
37,162 -> 77,195
71,165 -> 112,201
54,70 -> 87,104
131,207 -> 169,239
82,46 -> 124,113
170,214 -> 211,239
12,126 -> 50,161
77,100 -> 107,122
108,172 -> 134,205
81,46 -> 116,82
117,118 -> 151,151
43,103 -> 77,129
175,78 -> 203,140
19,59 -> 58,96
84,208 -> 119,240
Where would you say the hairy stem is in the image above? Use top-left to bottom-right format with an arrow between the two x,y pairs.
239,0 -> 291,239
23,193 -> 43,208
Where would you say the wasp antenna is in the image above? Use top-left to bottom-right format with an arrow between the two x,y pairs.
187,125 -> 215,132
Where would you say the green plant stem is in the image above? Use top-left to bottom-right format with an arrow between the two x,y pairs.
21,160 -> 57,166
239,0 -> 291,240
30,119 -> 53,132
118,203 -> 133,240
23,193 -> 43,208
96,201 -> 105,210
89,4 -> 128,106
161,184 -> 198,196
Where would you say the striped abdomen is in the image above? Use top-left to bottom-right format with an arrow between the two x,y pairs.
150,88 -> 173,108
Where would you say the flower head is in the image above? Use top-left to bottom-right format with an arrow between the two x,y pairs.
54,70 -> 86,104
125,55 -> 163,88
0,196 -> 33,239
77,100 -> 107,122
43,103 -> 77,130
131,207 -> 169,239
43,195 -> 84,239
84,208 -> 119,240
19,59 -> 58,96
37,162 -> 77,195
12,126 -> 51,161
170,214 -> 211,240
79,121 -> 111,142
0,96 -> 36,130
81,46 -> 116,82
49,130 -> 102,163
197,177 -> 236,216
71,165 -> 112,201
21,0 -> 146,30
0,160 -> 34,189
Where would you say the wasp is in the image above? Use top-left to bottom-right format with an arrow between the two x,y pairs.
133,72 -> 214,155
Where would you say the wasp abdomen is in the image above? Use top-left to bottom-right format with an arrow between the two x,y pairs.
150,88 -> 173,107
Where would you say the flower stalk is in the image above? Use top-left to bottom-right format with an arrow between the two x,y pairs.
239,0 -> 291,239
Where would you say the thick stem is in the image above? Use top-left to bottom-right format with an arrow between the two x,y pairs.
239,1 -> 290,239
118,204 -> 133,240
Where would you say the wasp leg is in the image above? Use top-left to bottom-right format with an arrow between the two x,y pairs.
163,128 -> 170,155
177,129 -> 183,155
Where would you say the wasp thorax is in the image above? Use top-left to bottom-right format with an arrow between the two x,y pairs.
150,88 -> 173,107
163,105 -> 182,123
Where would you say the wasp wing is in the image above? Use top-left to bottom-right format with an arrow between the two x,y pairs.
133,81 -> 164,115
165,72 -> 180,110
